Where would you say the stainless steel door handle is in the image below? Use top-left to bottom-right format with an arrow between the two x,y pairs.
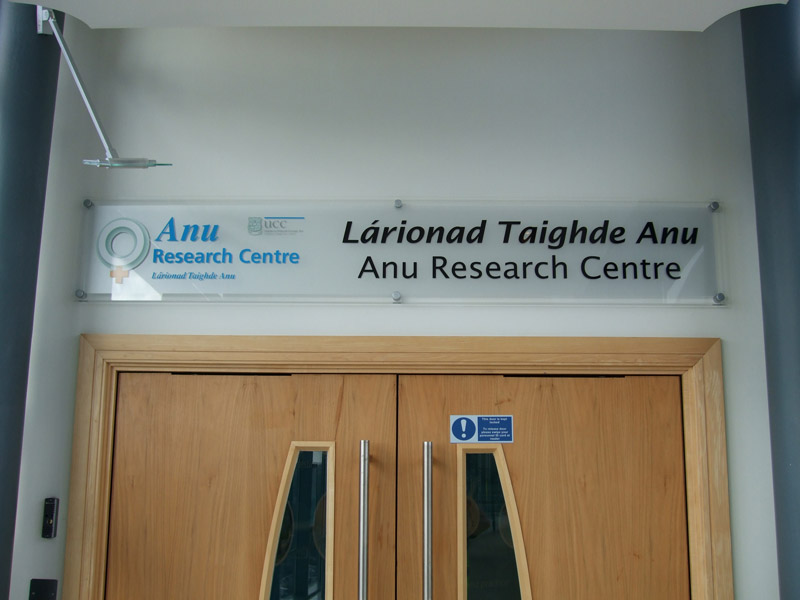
423,441 -> 433,600
359,440 -> 370,600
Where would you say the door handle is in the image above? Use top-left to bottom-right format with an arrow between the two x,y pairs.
359,440 -> 370,600
423,441 -> 433,600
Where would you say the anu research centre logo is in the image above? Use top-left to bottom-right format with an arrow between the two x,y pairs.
96,218 -> 151,283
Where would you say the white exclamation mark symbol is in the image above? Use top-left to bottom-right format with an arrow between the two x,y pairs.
461,419 -> 468,439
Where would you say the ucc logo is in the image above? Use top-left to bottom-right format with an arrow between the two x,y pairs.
249,216 -> 305,235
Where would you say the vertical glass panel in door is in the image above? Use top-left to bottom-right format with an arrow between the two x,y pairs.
465,453 -> 522,600
271,451 -> 328,600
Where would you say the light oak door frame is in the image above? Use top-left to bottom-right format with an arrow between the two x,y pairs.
63,335 -> 733,600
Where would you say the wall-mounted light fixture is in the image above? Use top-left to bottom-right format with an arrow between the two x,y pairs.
37,7 -> 171,168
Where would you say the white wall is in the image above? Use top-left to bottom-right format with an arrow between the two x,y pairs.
12,14 -> 778,598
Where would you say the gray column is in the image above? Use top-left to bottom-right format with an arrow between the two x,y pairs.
0,1 -> 62,596
741,2 -> 800,598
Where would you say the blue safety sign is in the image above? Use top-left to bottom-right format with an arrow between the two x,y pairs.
450,415 -> 514,443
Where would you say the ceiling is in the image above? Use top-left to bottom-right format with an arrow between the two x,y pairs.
17,0 -> 785,30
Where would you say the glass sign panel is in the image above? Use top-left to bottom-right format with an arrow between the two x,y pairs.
78,199 -> 723,304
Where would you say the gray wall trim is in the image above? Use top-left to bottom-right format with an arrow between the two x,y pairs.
741,2 -> 800,598
0,1 -> 62,596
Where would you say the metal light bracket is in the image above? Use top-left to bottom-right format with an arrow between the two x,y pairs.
36,7 -> 170,168
36,6 -> 52,34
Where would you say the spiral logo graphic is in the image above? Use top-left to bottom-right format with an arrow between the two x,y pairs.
96,218 -> 150,282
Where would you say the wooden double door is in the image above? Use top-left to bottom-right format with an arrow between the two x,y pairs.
106,373 -> 689,600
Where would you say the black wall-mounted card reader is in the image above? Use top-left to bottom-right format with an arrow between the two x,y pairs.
41,497 -> 59,539
29,578 -> 58,599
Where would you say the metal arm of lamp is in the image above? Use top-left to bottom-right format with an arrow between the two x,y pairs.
36,6 -> 171,168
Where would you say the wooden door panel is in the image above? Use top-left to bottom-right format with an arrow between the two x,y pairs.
397,375 -> 689,600
332,374 -> 397,600
397,375 -> 494,600
106,373 -> 396,600
108,372 -> 688,600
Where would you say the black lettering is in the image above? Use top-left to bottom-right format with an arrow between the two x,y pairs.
380,226 -> 398,243
485,262 -> 501,279
443,226 -> 462,243
382,261 -> 398,278
470,262 -> 483,279
451,261 -> 467,279
621,261 -> 639,279
426,226 -> 445,243
660,227 -> 679,244
553,257 -> 568,278
358,256 -> 379,278
681,228 -> 698,244
432,256 -> 448,278
569,220 -> 588,244
547,226 -> 567,250
636,221 -> 658,244
581,255 -> 601,279
498,221 -> 520,243
466,220 -> 487,243
519,226 -> 537,244
361,220 -> 380,243
402,261 -> 418,279
405,226 -> 425,243
589,220 -> 611,243
342,221 -> 357,243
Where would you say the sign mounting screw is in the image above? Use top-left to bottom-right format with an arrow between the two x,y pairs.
708,201 -> 720,212
392,291 -> 402,303
713,293 -> 726,305
394,199 -> 403,209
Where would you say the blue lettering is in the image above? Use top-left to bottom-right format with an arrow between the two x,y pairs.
239,249 -> 300,264
181,223 -> 219,242
155,217 -> 177,242
154,248 -> 233,264
155,217 -> 220,242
